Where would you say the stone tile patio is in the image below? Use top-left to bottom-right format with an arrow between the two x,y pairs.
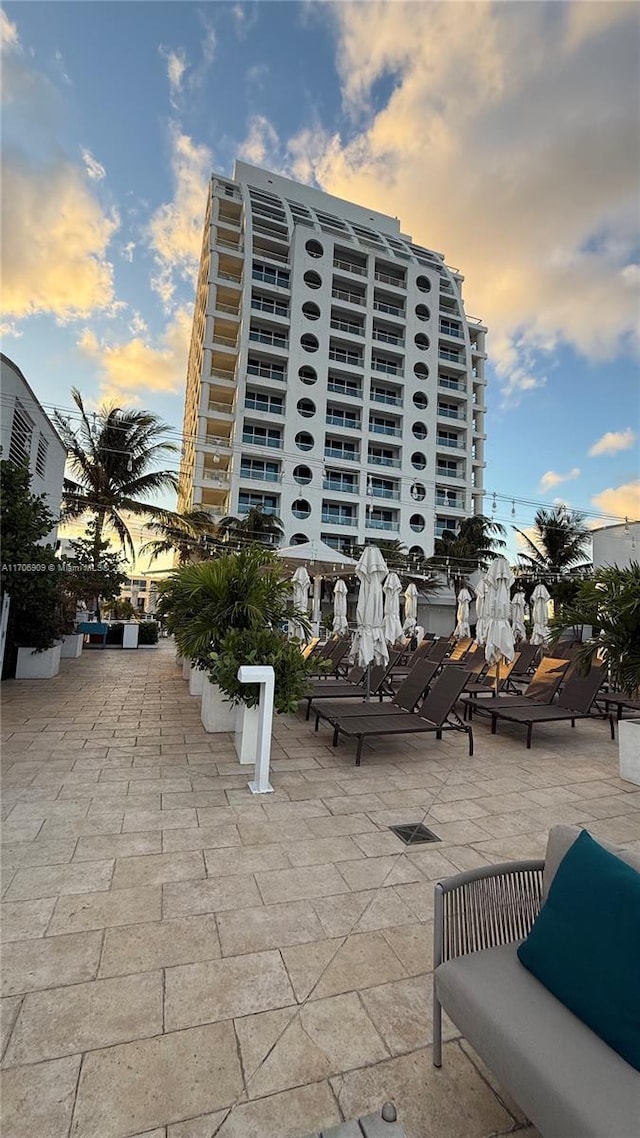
1,640 -> 637,1138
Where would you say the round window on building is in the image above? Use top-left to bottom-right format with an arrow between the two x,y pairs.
416,275 -> 431,293
297,398 -> 316,418
293,464 -> 313,485
304,270 -> 322,289
305,239 -> 324,258
413,392 -> 428,410
295,431 -> 314,452
412,422 -> 428,439
409,545 -> 424,559
415,304 -> 430,321
410,482 -> 426,501
301,334 -> 319,353
414,333 -> 430,351
301,301 -> 321,321
411,452 -> 427,470
292,499 -> 311,519
291,533 -> 308,545
410,514 -> 426,533
298,365 -> 317,384
414,362 -> 429,381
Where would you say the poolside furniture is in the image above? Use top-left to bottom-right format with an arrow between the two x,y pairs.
307,638 -> 350,677
330,665 -> 473,765
78,621 -> 109,648
601,692 -> 640,722
472,664 -> 613,748
505,640 -> 541,685
302,655 -> 401,721
311,657 -> 440,735
433,825 -> 640,1138
461,656 -> 570,722
445,636 -> 473,661
460,651 -> 521,698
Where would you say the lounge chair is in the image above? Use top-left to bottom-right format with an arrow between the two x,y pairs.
311,657 -> 440,734
302,653 -> 401,720
307,638 -> 350,677
441,643 -> 486,670
461,652 -> 521,699
476,664 -> 613,748
505,641 -> 541,686
600,692 -> 640,722
445,636 -> 473,661
461,656 -> 570,723
331,666 -> 474,765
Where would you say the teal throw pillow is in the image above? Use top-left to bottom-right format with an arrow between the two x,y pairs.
517,829 -> 640,1070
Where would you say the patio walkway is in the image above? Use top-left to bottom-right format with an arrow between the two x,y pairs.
1,640 -> 637,1138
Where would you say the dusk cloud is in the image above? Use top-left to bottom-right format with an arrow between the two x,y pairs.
588,428 -> 637,457
77,306 -> 191,404
592,480 -> 640,522
539,468 -> 581,492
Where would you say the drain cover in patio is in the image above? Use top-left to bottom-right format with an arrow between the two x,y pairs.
389,822 -> 441,844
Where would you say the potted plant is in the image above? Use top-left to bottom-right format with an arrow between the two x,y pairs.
551,564 -> 640,784
158,546 -> 311,734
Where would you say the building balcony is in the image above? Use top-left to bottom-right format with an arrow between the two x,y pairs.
242,432 -> 283,450
327,381 -> 362,400
366,517 -> 400,532
438,375 -> 467,393
323,479 -> 358,495
331,286 -> 366,307
436,466 -> 465,481
437,407 -> 466,421
374,270 -> 405,289
333,257 -> 367,277
207,400 -> 234,418
373,300 -> 404,318
372,329 -> 405,348
330,318 -> 365,337
251,297 -> 289,320
248,329 -> 288,350
326,414 -> 361,431
244,400 -> 284,417
322,512 -> 358,527
437,436 -> 466,450
328,348 -> 364,368
239,469 -> 282,484
436,492 -> 465,510
370,392 -> 403,408
246,361 -> 287,383
371,358 -> 403,377
369,487 -> 400,501
324,446 -> 359,463
368,454 -> 401,468
439,322 -> 462,339
369,423 -> 402,438
439,347 -> 466,368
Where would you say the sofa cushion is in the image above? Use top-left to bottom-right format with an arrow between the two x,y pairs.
543,823 -> 640,899
518,829 -> 640,1070
435,943 -> 640,1138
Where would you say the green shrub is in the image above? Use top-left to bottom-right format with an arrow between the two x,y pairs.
207,627 -> 317,714
106,623 -> 124,645
138,621 -> 159,645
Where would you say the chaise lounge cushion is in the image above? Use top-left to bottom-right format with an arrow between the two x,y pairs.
435,942 -> 640,1138
517,830 -> 640,1070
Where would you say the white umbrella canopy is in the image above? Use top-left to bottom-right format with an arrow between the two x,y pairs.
531,583 -> 551,645
332,578 -> 349,636
403,582 -> 419,634
290,566 -> 311,641
277,540 -> 357,577
483,557 -> 516,666
474,576 -> 491,645
454,587 -> 472,641
383,572 -> 404,644
350,545 -> 389,669
510,589 -> 527,643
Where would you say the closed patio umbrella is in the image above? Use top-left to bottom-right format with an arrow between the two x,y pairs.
511,589 -> 527,643
484,557 -> 515,692
383,572 -> 404,644
474,575 -> 491,645
403,581 -> 418,634
531,583 -> 551,645
332,578 -> 348,636
350,545 -> 389,698
454,587 -> 472,641
290,566 -> 311,641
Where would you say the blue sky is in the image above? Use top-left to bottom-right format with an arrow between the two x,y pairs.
2,1 -> 639,558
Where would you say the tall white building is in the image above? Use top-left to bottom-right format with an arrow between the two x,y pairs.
179,162 -> 487,557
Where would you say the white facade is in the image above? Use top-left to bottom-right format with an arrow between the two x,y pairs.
179,163 -> 487,556
592,521 -> 639,570
0,354 -> 67,545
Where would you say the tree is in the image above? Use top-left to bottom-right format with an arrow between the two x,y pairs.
428,515 -> 506,590
53,389 -> 178,568
0,459 -> 66,674
59,523 -> 128,624
217,506 -> 284,548
549,564 -> 640,695
514,506 -> 591,578
140,510 -> 223,566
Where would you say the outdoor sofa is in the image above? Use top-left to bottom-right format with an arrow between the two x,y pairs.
433,824 -> 640,1138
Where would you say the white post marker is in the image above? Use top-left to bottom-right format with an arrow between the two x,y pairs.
236,665 -> 275,794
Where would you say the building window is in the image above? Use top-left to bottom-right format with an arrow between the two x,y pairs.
238,491 -> 279,514
35,434 -> 49,478
242,426 -> 282,449
292,499 -> 311,519
9,400 -> 34,467
240,458 -> 280,482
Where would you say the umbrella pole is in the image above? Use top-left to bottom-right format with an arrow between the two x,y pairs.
365,662 -> 371,702
494,658 -> 500,697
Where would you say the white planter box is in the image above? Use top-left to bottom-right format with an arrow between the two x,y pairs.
189,666 -> 205,697
235,703 -> 261,764
182,658 -> 191,680
619,719 -> 640,786
176,654 -> 184,667
16,644 -> 62,679
60,633 -> 83,659
201,681 -> 237,733
122,623 -> 139,649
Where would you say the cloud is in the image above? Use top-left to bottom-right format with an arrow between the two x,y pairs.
592,480 -> 640,522
0,320 -> 23,338
589,428 -> 637,457
147,124 -> 212,309
1,9 -> 19,50
81,147 -> 106,181
121,241 -> 136,262
129,312 -> 148,335
76,306 -> 191,403
231,3 -> 258,39
161,46 -> 188,108
288,2 -> 640,405
539,468 -> 581,492
238,115 -> 281,167
1,151 -> 119,322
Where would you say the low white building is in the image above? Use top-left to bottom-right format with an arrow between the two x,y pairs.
591,521 -> 639,570
0,354 -> 66,545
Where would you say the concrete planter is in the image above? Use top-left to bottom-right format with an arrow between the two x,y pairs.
182,658 -> 190,680
176,654 -> 184,667
235,703 -> 261,764
16,644 -> 62,679
189,666 -> 205,697
60,633 -> 83,659
619,719 -> 640,786
122,623 -> 139,649
201,680 -> 237,733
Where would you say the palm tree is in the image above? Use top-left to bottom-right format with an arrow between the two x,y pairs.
429,514 -> 506,589
514,506 -> 591,578
54,389 -> 178,568
140,510 -> 222,566
217,506 -> 284,548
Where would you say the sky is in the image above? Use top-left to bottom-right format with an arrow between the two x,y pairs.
1,0 -> 639,564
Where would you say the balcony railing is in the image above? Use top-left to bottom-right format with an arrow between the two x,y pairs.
244,399 -> 284,415
330,318 -> 364,336
331,287 -> 365,306
216,235 -> 242,252
240,469 -> 281,483
329,349 -> 363,367
323,479 -> 357,494
370,487 -> 400,500
439,323 -> 462,338
322,512 -> 358,526
438,376 -> 466,392
436,495 -> 463,508
437,436 -> 465,449
207,401 -> 234,415
326,414 -> 360,430
328,381 -> 362,399
214,334 -> 238,348
247,363 -> 286,381
370,392 -> 402,407
370,422 -> 401,437
373,300 -> 404,317
374,271 -> 405,288
437,407 -> 466,421
242,433 -> 282,449
218,270 -> 242,284
249,329 -> 288,348
202,470 -> 230,483
333,257 -> 366,276
253,247 -> 289,265
251,297 -> 289,317
210,368 -> 235,383
238,504 -> 280,516
436,466 -> 464,480
373,330 -> 404,347
368,454 -> 401,468
324,446 -> 359,462
215,302 -> 240,316
371,359 -> 402,376
439,347 -> 464,363
366,517 -> 400,531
